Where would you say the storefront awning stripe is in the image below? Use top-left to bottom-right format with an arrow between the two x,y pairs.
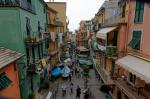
116,55 -> 150,83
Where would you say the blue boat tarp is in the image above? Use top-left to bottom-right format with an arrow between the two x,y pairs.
51,67 -> 61,78
61,65 -> 70,77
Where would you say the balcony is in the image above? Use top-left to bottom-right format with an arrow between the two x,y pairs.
115,79 -> 148,99
106,46 -> 117,56
102,14 -> 126,27
97,44 -> 117,57
0,0 -> 36,13
24,36 -> 44,47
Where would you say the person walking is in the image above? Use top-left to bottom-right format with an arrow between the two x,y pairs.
84,91 -> 89,99
61,84 -> 67,97
69,73 -> 72,82
70,82 -> 73,94
76,85 -> 81,99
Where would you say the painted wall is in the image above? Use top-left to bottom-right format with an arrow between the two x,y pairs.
128,1 -> 150,56
47,2 -> 67,32
0,1 -> 47,98
0,63 -> 20,99
0,8 -> 24,53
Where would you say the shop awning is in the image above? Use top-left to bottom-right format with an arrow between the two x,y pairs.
96,27 -> 117,39
116,55 -> 150,83
77,46 -> 89,52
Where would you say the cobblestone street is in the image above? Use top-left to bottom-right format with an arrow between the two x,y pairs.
52,68 -> 106,99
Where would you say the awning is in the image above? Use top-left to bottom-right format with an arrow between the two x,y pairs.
77,46 -> 89,52
96,26 -> 117,39
116,55 -> 150,83
64,58 -> 71,63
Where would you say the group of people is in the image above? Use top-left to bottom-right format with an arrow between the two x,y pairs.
61,83 -> 90,99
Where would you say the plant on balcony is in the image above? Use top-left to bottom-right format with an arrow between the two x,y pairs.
106,46 -> 117,56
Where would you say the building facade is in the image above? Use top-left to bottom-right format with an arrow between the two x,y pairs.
0,47 -> 23,99
0,0 -> 47,98
113,0 -> 150,99
47,2 -> 67,33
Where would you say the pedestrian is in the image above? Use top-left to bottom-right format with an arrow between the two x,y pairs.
75,67 -> 77,76
61,84 -> 67,97
71,69 -> 74,76
70,82 -> 73,94
76,85 -> 81,99
69,73 -> 72,81
84,91 -> 89,99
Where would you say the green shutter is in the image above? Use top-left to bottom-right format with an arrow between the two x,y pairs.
129,38 -> 140,49
0,74 -> 12,89
133,31 -> 142,39
134,1 -> 145,23
129,31 -> 142,50
139,2 -> 144,22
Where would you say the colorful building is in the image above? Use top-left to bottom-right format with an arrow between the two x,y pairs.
46,2 -> 67,62
0,0 -> 48,98
76,21 -> 89,47
0,47 -> 23,99
47,2 -> 67,33
46,6 -> 60,70
94,0 -> 126,85
113,0 -> 150,99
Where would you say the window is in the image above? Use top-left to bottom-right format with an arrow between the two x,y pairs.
128,73 -> 136,84
122,3 -> 126,17
38,21 -> 41,38
32,46 -> 35,63
0,73 -> 12,90
38,44 -> 41,59
26,47 -> 30,65
44,7 -> 46,13
134,0 -> 145,23
129,31 -> 142,50
26,17 -> 31,36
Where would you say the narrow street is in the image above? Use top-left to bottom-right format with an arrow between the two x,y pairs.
54,68 -> 106,99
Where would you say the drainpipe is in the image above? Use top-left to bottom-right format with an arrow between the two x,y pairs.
125,0 -> 131,55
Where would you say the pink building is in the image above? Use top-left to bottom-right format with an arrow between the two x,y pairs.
114,1 -> 150,99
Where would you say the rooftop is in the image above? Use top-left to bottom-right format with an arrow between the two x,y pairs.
0,47 -> 24,69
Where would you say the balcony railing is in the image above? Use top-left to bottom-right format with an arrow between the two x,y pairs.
0,0 -> 36,13
102,14 -> 126,26
25,36 -> 44,46
115,79 -> 147,99
106,46 -> 117,56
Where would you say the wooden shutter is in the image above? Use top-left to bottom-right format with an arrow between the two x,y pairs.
134,1 -> 145,23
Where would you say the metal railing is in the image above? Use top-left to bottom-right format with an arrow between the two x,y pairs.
0,0 -> 36,13
102,14 -> 126,26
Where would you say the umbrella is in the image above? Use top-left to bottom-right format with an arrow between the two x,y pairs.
51,67 -> 61,78
61,65 -> 71,77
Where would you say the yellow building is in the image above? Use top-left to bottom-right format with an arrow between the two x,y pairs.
47,2 -> 67,33
46,6 -> 61,70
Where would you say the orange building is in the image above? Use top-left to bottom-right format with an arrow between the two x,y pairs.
0,47 -> 23,99
113,0 -> 150,99
76,21 -> 89,47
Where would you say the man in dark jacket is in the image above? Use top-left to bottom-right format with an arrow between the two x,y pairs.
76,85 -> 81,99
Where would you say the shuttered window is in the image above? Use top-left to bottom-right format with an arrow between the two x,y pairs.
129,31 -> 142,50
134,1 -> 145,23
0,73 -> 12,90
26,17 -> 31,36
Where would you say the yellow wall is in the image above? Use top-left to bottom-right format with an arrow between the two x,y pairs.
47,2 -> 67,32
